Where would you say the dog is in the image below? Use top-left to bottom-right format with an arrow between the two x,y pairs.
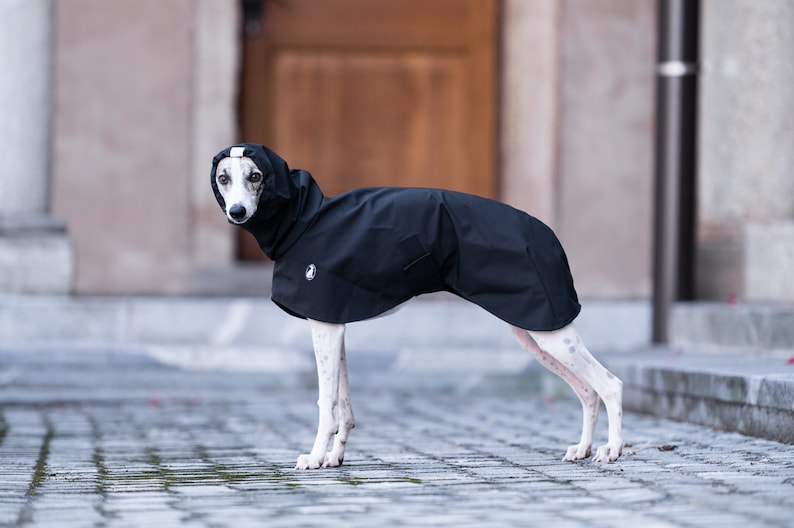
211,144 -> 623,469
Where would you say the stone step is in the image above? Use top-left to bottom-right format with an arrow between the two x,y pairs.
604,348 -> 794,445
672,302 -> 794,356
0,293 -> 650,352
1,295 -> 792,445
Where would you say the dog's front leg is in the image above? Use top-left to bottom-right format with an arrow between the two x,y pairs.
295,320 -> 347,470
323,337 -> 355,467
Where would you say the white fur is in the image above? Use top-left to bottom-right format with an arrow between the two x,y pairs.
512,325 -> 623,462
295,320 -> 355,469
214,156 -> 263,224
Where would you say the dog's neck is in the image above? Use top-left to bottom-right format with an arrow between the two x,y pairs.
241,169 -> 325,260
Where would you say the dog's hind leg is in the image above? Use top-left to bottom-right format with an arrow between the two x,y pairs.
512,326 -> 600,461
525,324 -> 623,462
296,320 -> 354,469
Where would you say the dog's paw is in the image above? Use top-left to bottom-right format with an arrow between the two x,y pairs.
295,451 -> 345,469
322,450 -> 344,468
593,442 -> 622,463
562,443 -> 592,462
295,454 -> 323,470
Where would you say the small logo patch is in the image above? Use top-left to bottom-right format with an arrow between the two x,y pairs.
305,264 -> 317,281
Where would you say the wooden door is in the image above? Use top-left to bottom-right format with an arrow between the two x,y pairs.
239,0 -> 499,259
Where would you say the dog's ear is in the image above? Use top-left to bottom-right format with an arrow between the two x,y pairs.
210,147 -> 234,211
241,144 -> 283,191
242,144 -> 293,209
260,145 -> 288,176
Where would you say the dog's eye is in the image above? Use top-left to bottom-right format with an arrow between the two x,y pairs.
217,175 -> 229,185
248,173 -> 262,183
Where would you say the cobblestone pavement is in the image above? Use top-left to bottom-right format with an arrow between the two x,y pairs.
0,347 -> 793,527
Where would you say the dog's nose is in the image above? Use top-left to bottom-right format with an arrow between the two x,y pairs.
229,204 -> 247,221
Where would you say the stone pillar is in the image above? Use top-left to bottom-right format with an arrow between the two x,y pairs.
500,0 -> 560,227
0,0 -> 73,293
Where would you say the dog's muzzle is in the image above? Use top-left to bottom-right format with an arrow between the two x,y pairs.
228,204 -> 248,223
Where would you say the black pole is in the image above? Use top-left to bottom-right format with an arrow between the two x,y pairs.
652,0 -> 699,344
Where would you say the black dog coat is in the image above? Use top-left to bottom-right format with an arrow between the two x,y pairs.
211,144 -> 580,331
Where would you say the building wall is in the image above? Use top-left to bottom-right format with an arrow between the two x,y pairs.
501,0 -> 656,299
52,0 -> 657,298
52,0 -> 238,294
698,0 -> 794,301
51,1 -> 793,302
557,0 -> 656,298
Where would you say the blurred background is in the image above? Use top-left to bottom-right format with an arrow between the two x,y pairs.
1,0 -> 792,305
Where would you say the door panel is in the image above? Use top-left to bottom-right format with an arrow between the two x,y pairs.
272,51 -> 467,194
239,0 -> 499,259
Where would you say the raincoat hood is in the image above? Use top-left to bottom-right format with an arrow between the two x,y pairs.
210,143 -> 324,259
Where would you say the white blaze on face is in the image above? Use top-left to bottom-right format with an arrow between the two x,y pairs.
215,155 -> 264,224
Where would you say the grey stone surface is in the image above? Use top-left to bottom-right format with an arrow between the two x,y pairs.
557,0 -> 657,299
671,303 -> 794,355
745,222 -> 794,302
0,227 -> 73,295
1,346 -> 793,527
700,0 -> 794,222
610,348 -> 794,444
698,0 -> 794,302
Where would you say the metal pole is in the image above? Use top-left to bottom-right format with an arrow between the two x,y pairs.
652,0 -> 699,343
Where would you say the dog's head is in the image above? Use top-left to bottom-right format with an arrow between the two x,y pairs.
213,153 -> 264,224
211,144 -> 284,225
211,144 -> 325,258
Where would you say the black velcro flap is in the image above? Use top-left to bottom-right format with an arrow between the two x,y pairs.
396,235 -> 443,296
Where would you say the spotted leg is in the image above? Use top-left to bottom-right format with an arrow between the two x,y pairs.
512,326 -> 600,460
515,324 -> 623,462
